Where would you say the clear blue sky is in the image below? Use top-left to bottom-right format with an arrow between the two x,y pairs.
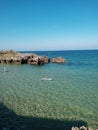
0,0 -> 98,51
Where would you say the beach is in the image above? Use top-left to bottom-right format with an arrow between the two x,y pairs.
0,50 -> 98,129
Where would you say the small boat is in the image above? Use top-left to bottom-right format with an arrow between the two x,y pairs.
41,77 -> 53,81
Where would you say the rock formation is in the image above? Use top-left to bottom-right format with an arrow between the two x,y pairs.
71,126 -> 93,130
0,50 -> 50,65
52,57 -> 66,64
0,50 -> 67,65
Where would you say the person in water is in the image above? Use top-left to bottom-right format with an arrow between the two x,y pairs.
3,67 -> 8,72
45,76 -> 48,79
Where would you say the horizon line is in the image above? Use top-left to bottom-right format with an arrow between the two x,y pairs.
17,48 -> 98,52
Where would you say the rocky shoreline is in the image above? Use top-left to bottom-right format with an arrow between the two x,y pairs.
0,50 -> 66,65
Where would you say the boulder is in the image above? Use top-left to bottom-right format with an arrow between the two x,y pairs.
80,126 -> 87,130
12,57 -> 22,64
72,127 -> 79,130
71,126 -> 93,130
28,57 -> 40,65
28,56 -> 50,65
38,56 -> 50,64
52,57 -> 66,64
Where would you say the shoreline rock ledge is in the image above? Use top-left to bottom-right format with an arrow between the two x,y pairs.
0,50 -> 50,65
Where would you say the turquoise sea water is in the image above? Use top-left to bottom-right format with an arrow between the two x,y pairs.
0,50 -> 98,129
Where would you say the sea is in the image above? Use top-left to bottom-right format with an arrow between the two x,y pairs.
0,50 -> 98,130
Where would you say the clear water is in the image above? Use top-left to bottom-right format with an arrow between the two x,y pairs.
0,50 -> 98,129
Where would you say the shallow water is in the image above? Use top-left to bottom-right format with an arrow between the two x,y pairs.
0,50 -> 98,129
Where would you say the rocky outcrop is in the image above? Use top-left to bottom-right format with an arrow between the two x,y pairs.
0,50 -> 67,65
28,57 -> 40,65
71,126 -> 93,130
28,55 -> 50,65
0,50 -> 50,65
52,57 -> 66,64
39,56 -> 50,63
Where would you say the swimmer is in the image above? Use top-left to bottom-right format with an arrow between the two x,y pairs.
3,67 -> 8,72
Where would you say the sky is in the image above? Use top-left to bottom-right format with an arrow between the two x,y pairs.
0,0 -> 98,51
